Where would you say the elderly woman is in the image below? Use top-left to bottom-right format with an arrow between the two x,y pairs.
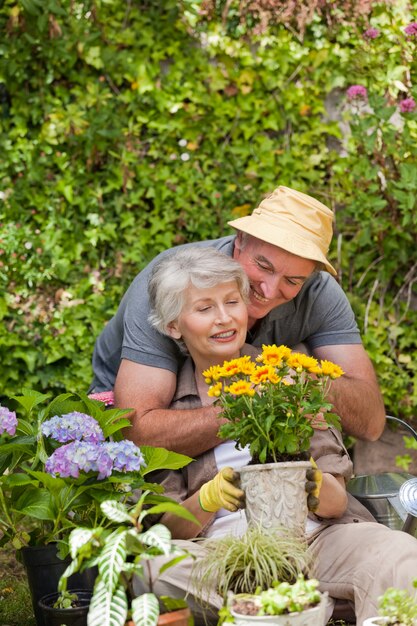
137,246 -> 417,625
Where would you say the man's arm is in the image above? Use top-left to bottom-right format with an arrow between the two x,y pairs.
313,343 -> 385,441
114,359 -> 223,456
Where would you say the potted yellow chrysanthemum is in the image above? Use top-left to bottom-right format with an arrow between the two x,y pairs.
203,344 -> 344,532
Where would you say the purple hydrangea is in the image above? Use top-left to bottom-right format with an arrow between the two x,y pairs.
400,97 -> 416,113
346,85 -> 368,100
364,27 -> 380,40
404,22 -> 417,37
104,440 -> 145,473
42,412 -> 105,444
0,406 -> 18,436
46,441 -> 113,479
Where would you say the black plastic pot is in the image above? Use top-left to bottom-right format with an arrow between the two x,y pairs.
38,590 -> 92,626
21,543 -> 96,626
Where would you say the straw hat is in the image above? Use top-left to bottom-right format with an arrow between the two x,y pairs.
228,186 -> 336,275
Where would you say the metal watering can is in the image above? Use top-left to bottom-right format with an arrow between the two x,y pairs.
347,415 -> 417,535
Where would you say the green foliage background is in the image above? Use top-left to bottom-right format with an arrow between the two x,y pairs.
0,0 -> 416,419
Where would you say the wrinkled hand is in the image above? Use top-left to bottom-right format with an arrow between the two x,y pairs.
306,458 -> 323,512
199,467 -> 245,513
306,411 -> 328,431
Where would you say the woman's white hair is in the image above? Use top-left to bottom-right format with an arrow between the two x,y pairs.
148,246 -> 249,336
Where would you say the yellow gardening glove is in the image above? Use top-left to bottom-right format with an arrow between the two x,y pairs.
306,457 -> 323,512
199,467 -> 245,513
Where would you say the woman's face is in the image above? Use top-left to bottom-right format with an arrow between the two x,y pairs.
168,280 -> 248,367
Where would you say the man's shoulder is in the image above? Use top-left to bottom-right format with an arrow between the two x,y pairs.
298,271 -> 347,304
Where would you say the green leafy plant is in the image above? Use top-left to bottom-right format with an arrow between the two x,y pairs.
59,496 -> 196,626
376,579 -> 417,625
230,574 -> 322,617
204,345 -> 343,462
0,389 -> 192,552
193,524 -> 312,601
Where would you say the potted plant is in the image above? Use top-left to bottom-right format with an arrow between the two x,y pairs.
204,344 -> 344,531
227,575 -> 329,626
363,580 -> 417,625
0,388 -> 192,626
58,495 -> 196,626
192,524 -> 312,600
38,589 -> 93,626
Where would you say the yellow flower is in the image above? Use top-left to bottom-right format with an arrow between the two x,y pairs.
267,370 -> 282,384
287,352 -> 320,373
203,365 -> 223,383
207,382 -> 223,397
257,344 -> 291,366
250,365 -> 272,385
224,380 -> 255,397
320,360 -> 345,379
218,356 -> 253,378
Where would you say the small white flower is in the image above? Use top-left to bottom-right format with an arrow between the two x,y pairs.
169,154 -> 177,160
180,153 -> 190,162
0,191 -> 5,200
178,139 -> 187,147
24,241 -> 33,250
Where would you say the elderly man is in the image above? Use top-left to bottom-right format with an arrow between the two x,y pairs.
90,186 -> 385,454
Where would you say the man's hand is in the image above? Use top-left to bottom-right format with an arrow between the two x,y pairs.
199,467 -> 245,513
306,458 -> 323,512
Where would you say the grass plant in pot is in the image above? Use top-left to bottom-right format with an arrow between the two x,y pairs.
204,345 -> 343,532
362,580 -> 417,625
192,525 -> 328,626
193,524 -> 312,600
0,389 -> 192,626
58,494 -> 196,626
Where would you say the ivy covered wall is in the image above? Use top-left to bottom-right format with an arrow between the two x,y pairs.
0,1 -> 416,419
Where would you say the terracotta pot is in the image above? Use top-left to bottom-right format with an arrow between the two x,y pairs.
126,607 -> 192,626
239,461 -> 310,532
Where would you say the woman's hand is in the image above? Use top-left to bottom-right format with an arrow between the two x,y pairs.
199,466 -> 245,512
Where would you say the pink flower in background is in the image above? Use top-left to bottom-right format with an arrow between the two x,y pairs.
400,97 -> 416,113
404,22 -> 417,37
346,85 -> 368,100
364,27 -> 380,40
88,390 -> 115,406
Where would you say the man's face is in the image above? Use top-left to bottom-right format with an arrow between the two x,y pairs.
233,234 -> 316,327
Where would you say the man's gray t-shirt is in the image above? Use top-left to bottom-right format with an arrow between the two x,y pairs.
91,236 -> 361,392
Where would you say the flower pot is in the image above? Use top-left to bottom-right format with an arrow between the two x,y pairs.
21,543 -> 97,626
239,461 -> 310,532
230,592 -> 329,626
125,607 -> 192,626
38,590 -> 92,626
362,619 -> 391,625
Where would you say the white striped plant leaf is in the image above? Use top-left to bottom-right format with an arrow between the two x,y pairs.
87,580 -> 128,626
131,593 -> 160,626
58,557 -> 82,591
68,527 -> 96,558
101,499 -> 133,524
98,529 -> 128,592
138,523 -> 172,555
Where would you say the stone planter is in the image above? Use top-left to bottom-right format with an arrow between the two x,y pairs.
239,461 -> 311,532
